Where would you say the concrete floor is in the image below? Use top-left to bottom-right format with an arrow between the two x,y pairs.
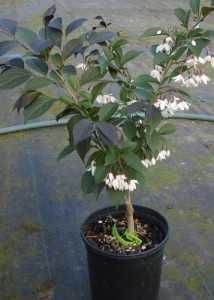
0,0 -> 214,299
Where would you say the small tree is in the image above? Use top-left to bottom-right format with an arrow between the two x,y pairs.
0,0 -> 213,245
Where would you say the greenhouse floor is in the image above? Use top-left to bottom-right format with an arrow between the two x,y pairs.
0,0 -> 214,299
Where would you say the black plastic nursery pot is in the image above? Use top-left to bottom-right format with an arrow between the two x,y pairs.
80,205 -> 170,300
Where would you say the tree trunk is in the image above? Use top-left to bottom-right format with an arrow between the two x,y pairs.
125,193 -> 135,234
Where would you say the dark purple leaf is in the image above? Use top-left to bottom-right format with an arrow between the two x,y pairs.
39,27 -> 62,47
127,102 -> 146,114
0,58 -> 24,73
0,40 -> 18,56
81,31 -> 115,46
48,18 -> 63,30
96,122 -> 123,147
43,4 -> 56,26
0,19 -> 17,35
145,104 -> 158,120
63,65 -> 77,75
73,119 -> 93,146
65,18 -> 88,37
30,39 -> 51,53
76,138 -> 91,162
14,91 -> 41,113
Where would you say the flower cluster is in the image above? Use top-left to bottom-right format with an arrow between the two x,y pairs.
142,149 -> 170,168
154,96 -> 190,117
172,54 -> 213,88
104,173 -> 139,191
156,36 -> 174,54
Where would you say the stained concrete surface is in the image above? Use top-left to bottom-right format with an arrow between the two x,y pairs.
0,0 -> 214,299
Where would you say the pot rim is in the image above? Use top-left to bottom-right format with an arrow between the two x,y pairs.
80,204 -> 170,260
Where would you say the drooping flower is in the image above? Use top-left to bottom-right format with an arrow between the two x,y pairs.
88,161 -> 96,175
176,100 -> 190,111
172,74 -> 185,84
186,56 -> 198,69
199,74 -> 210,85
96,94 -> 117,104
151,65 -> 163,82
184,77 -> 198,88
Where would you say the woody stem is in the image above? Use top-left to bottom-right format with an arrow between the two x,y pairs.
125,191 -> 135,234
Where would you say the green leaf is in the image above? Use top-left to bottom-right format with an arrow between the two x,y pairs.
188,28 -> 203,38
81,171 -> 94,195
121,50 -> 142,66
24,77 -> 54,91
0,41 -> 18,56
62,38 -> 83,60
201,6 -> 214,18
98,56 -> 109,75
25,58 -> 48,75
132,74 -> 159,86
134,88 -> 154,101
121,153 -> 143,173
79,91 -> 92,101
23,95 -> 55,123
94,165 -> 109,184
93,182 -> 105,200
112,38 -> 129,49
101,45 -> 113,60
67,75 -> 79,91
145,129 -> 162,152
122,121 -> 137,139
140,27 -> 165,38
174,8 -> 186,25
189,0 -> 200,16
158,123 -> 177,135
203,29 -> 214,37
0,68 -> 33,90
174,8 -> 191,28
105,152 -> 118,166
187,39 -> 206,57
49,70 -> 63,85
91,81 -> 110,100
59,95 -> 75,105
153,52 -> 170,66
81,66 -> 106,85
106,187 -> 126,209
51,53 -> 63,68
98,102 -> 118,121
57,145 -> 74,161
16,27 -> 38,45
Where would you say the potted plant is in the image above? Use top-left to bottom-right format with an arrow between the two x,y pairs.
0,1 -> 213,299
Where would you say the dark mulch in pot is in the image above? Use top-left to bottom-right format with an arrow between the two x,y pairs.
82,214 -> 163,255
